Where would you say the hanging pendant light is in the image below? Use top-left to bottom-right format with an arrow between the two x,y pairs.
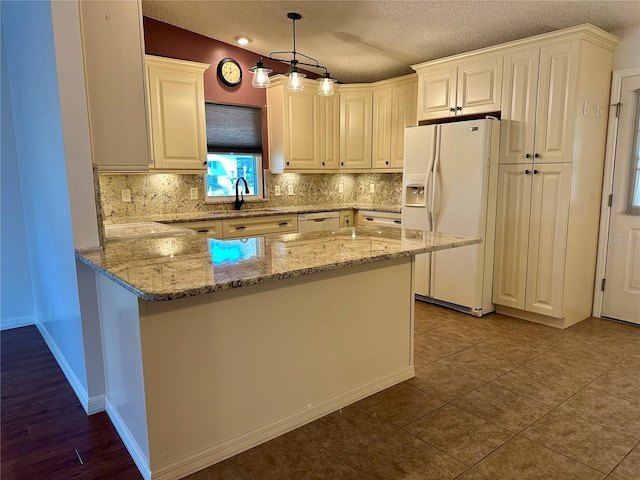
249,60 -> 273,88
318,72 -> 336,96
248,12 -> 336,95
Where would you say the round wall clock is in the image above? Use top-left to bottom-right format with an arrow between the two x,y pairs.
217,58 -> 242,87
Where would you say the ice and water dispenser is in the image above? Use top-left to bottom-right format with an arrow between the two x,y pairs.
404,174 -> 427,207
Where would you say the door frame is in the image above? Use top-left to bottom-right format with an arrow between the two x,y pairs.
593,67 -> 640,317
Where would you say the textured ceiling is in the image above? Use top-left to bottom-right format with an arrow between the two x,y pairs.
141,0 -> 640,84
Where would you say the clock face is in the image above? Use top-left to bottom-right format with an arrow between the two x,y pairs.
218,58 -> 242,87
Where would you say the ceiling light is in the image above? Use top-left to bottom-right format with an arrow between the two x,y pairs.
250,12 -> 335,95
235,36 -> 250,45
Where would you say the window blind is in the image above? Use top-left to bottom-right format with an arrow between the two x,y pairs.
205,102 -> 262,153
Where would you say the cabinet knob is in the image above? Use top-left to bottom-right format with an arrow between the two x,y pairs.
525,169 -> 531,175
322,162 -> 325,166
449,107 -> 455,112
525,153 -> 532,159
341,162 -> 344,166
385,161 -> 389,165
456,106 -> 462,111
286,161 -> 290,166
533,169 -> 539,174
203,161 -> 207,165
534,153 -> 541,159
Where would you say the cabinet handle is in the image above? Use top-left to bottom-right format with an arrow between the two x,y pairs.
236,226 -> 246,230
534,153 -> 541,159
393,220 -> 402,224
278,222 -> 289,227
525,169 -> 531,175
365,217 -> 374,221
533,169 -> 539,174
197,229 -> 210,233
525,153 -> 532,159
449,107 -> 455,112
456,106 -> 462,111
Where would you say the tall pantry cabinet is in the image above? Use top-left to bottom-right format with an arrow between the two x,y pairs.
492,26 -> 619,327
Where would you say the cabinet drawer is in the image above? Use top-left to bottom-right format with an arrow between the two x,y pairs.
222,214 -> 298,239
356,211 -> 402,228
167,220 -> 223,238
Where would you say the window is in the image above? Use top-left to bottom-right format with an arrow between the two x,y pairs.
204,102 -> 264,202
628,90 -> 640,214
205,153 -> 263,201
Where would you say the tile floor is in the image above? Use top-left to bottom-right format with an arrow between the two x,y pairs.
183,302 -> 640,480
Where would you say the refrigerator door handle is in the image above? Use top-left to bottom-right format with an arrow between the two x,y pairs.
431,126 -> 443,230
424,126 -> 438,230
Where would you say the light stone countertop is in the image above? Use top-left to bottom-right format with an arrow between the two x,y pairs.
104,204 -> 402,225
76,227 -> 479,302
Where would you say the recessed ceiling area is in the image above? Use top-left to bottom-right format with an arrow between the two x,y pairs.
141,1 -> 640,84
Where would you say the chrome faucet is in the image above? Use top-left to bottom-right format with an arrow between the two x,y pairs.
234,177 -> 249,210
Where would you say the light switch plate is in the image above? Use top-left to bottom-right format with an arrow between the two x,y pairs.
190,188 -> 198,200
339,183 -> 344,193
369,183 -> 375,193
288,185 -> 294,195
274,185 -> 281,196
121,189 -> 131,203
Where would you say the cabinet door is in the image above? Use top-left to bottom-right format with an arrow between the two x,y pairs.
372,86 -> 393,168
524,164 -> 571,317
457,55 -> 503,116
285,89 -> 319,169
534,41 -> 579,164
340,90 -> 372,169
493,164 -> 533,310
390,81 -> 418,168
416,65 -> 457,121
318,94 -> 340,170
79,0 -> 150,172
147,63 -> 207,170
500,48 -> 539,164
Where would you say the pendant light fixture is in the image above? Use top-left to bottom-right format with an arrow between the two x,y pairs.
249,12 -> 335,96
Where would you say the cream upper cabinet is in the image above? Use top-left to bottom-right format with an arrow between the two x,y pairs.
372,76 -> 418,169
267,77 -> 338,172
79,0 -> 151,172
145,55 -> 209,171
500,41 -> 579,164
414,55 -> 502,121
493,164 -> 571,318
340,87 -> 373,169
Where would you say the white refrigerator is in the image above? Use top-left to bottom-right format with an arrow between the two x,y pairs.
402,118 -> 499,316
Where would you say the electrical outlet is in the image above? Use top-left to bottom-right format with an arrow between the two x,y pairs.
288,185 -> 294,196
121,189 -> 131,203
338,183 -> 344,193
369,183 -> 375,193
190,188 -> 198,200
274,185 -> 281,196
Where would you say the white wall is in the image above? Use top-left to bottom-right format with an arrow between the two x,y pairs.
1,37 -> 35,330
612,25 -> 640,70
1,0 -> 89,404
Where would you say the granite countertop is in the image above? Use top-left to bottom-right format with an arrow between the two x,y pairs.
104,204 -> 402,225
76,227 -> 479,302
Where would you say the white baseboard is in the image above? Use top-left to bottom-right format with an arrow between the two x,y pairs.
151,366 -> 414,480
87,394 -> 105,415
0,315 -> 35,330
35,321 -> 91,414
105,397 -> 151,480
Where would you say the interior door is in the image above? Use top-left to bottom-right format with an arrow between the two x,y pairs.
602,75 -> 640,325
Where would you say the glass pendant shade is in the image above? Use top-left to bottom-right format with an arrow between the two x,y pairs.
318,76 -> 336,96
287,70 -> 306,92
249,61 -> 273,88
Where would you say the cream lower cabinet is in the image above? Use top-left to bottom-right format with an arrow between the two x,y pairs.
493,164 -> 571,320
146,55 -> 209,171
413,54 -> 502,121
267,77 -> 339,172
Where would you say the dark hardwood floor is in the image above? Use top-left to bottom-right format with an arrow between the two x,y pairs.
1,326 -> 142,480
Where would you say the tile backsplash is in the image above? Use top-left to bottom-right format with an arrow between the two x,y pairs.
99,172 -> 402,222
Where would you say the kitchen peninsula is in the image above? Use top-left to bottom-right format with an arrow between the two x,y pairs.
77,227 -> 479,480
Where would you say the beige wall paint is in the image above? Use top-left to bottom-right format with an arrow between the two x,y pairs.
612,25 -> 640,70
